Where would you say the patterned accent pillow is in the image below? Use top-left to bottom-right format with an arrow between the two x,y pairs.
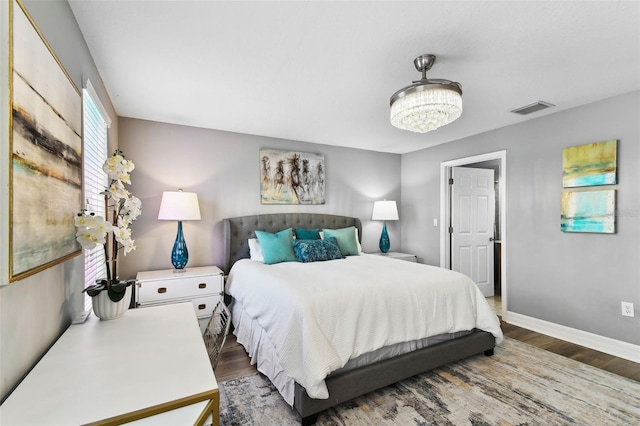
292,237 -> 345,263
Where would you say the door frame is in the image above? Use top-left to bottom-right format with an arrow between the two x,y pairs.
440,150 -> 507,313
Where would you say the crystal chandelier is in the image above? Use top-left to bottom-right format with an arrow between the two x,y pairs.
390,54 -> 463,133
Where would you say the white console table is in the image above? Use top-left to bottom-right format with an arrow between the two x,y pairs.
0,303 -> 219,425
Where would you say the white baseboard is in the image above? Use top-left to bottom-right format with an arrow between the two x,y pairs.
502,311 -> 640,364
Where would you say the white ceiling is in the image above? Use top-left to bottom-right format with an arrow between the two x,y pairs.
68,1 -> 640,154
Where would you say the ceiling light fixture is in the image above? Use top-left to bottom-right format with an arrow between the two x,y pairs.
390,54 -> 463,133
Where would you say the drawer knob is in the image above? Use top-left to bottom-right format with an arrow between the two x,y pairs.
198,283 -> 207,289
157,287 -> 167,294
198,304 -> 206,310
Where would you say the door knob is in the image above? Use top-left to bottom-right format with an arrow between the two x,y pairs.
489,237 -> 495,242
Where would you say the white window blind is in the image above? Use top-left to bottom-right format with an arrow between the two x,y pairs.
82,83 -> 109,312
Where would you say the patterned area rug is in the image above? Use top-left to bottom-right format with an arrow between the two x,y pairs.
219,337 -> 640,425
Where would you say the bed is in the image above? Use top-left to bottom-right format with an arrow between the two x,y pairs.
221,213 -> 503,425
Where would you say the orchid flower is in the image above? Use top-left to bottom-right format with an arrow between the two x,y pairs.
75,150 -> 142,292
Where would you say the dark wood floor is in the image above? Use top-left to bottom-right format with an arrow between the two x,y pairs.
215,321 -> 640,383
215,333 -> 257,382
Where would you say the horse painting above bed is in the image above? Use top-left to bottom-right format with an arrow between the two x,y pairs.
221,213 -> 503,425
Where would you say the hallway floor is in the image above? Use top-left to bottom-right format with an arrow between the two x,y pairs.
486,295 -> 502,316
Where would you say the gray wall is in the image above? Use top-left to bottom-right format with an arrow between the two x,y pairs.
117,118 -> 402,280
0,0 -> 117,401
401,91 -> 640,345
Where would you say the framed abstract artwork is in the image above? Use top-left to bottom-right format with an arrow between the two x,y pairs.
9,0 -> 82,281
562,139 -> 617,188
561,190 -> 616,234
260,148 -> 325,204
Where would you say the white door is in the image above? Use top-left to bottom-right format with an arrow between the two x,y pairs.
451,167 -> 496,296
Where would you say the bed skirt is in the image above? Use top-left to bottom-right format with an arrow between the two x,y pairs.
230,299 -> 297,404
230,298 -> 484,408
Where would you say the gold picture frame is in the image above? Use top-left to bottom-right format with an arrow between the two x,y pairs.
9,0 -> 82,281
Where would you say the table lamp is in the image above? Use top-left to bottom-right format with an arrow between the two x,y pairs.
371,200 -> 399,254
158,189 -> 201,272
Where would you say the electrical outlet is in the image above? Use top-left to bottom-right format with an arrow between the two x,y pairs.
621,302 -> 635,317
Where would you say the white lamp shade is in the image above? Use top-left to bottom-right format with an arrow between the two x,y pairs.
158,191 -> 201,221
372,200 -> 399,221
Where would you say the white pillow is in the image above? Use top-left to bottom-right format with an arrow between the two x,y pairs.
319,228 -> 362,253
248,238 -> 264,262
354,228 -> 363,253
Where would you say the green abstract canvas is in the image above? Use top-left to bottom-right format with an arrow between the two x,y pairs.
561,190 -> 616,233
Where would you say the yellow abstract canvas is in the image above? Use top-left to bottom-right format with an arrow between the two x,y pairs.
562,140 -> 617,188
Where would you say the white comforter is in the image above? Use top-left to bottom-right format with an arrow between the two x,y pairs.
226,254 -> 503,400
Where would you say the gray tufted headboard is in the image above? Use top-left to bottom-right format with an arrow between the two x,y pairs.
221,213 -> 362,274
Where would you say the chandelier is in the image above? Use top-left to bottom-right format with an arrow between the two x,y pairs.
390,54 -> 463,133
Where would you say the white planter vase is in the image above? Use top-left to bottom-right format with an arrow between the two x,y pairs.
92,285 -> 132,320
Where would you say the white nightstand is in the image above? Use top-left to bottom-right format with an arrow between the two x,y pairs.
136,265 -> 224,332
370,252 -> 418,262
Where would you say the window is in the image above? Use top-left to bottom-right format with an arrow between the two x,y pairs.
81,81 -> 111,312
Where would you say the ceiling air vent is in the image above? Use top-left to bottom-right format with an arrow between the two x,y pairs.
510,101 -> 555,115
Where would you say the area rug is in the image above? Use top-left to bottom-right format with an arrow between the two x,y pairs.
219,337 -> 640,425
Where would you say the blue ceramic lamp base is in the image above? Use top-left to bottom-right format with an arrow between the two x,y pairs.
171,221 -> 189,272
379,221 -> 390,253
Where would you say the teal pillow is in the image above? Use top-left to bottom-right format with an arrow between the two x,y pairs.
255,228 -> 296,264
293,237 -> 344,263
322,226 -> 359,256
294,228 -> 321,240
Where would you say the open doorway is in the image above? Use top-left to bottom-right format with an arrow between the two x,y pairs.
439,151 -> 506,315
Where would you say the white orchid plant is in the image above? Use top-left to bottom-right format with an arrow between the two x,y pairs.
75,150 -> 142,302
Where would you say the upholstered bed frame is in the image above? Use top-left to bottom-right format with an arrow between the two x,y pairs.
221,213 -> 363,274
221,213 -> 495,425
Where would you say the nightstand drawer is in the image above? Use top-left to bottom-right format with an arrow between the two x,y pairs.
137,295 -> 221,320
137,274 -> 222,304
191,295 -> 222,319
